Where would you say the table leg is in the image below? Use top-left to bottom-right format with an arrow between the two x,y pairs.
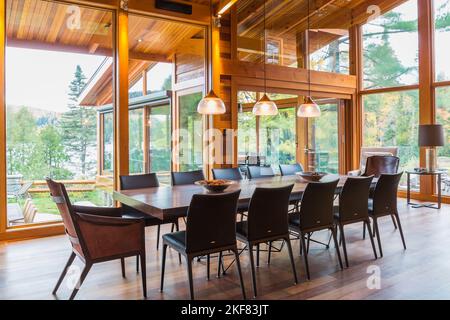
407,172 -> 411,205
438,174 -> 442,210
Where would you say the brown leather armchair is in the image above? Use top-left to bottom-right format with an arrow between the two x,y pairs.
362,155 -> 400,177
46,178 -> 147,300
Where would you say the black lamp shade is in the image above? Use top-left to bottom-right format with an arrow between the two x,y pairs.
419,124 -> 445,147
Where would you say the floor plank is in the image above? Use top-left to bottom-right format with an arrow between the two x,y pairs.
0,199 -> 448,300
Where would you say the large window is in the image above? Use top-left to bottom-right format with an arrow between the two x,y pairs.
310,32 -> 349,75
150,105 -> 171,185
307,102 -> 339,173
363,90 -> 420,188
362,0 -> 419,89
178,92 -> 204,172
129,108 -> 145,174
5,0 -> 114,227
435,87 -> 450,195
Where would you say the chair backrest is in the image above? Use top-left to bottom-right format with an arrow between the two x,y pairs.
279,163 -> 304,176
171,170 -> 205,186
360,147 -> 398,171
299,179 -> 339,231
212,168 -> 243,180
185,190 -> 241,253
338,176 -> 374,222
247,166 -> 275,179
46,178 -> 83,256
120,173 -> 159,190
372,172 -> 403,216
363,155 -> 400,177
247,185 -> 294,241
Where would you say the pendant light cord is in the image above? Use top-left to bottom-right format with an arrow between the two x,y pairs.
210,0 -> 213,92
308,0 -> 311,97
264,0 -> 266,94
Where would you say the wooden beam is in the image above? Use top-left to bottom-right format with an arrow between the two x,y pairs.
0,0 -> 7,234
114,8 -> 129,190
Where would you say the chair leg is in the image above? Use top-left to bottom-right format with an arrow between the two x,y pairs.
363,221 -> 366,239
175,221 -> 182,264
248,244 -> 258,297
217,251 -> 223,278
331,227 -> 344,270
373,217 -> 383,257
365,220 -> 378,259
285,238 -> 298,284
53,252 -> 76,295
160,244 -> 167,292
69,263 -> 91,300
233,249 -> 247,300
186,256 -> 195,300
121,258 -> 126,278
395,213 -> 407,250
338,224 -> 349,268
300,232 -> 310,280
307,232 -> 311,254
267,241 -> 272,265
256,244 -> 260,267
207,254 -> 210,280
140,252 -> 147,298
391,214 -> 398,229
136,255 -> 140,273
156,225 -> 161,251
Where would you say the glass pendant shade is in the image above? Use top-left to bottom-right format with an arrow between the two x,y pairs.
197,90 -> 226,115
297,96 -> 321,117
252,94 -> 278,116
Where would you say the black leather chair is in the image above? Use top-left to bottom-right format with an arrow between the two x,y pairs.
160,190 -> 246,300
212,168 -> 243,180
247,166 -> 275,179
120,173 -> 180,270
334,176 -> 377,267
368,172 -> 406,257
171,170 -> 205,185
279,163 -> 304,176
289,179 -> 343,280
279,163 -> 304,213
236,185 -> 297,297
212,167 -> 248,219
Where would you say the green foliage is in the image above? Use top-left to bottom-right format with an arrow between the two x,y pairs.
60,65 -> 97,178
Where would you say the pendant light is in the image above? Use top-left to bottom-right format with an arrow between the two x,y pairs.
197,0 -> 226,115
297,0 -> 321,118
252,0 -> 278,116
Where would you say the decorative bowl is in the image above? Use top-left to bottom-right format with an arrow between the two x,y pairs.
195,179 -> 234,192
296,171 -> 328,182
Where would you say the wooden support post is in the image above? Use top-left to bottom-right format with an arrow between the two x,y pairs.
418,0 -> 435,195
114,8 -> 129,189
0,0 -> 7,233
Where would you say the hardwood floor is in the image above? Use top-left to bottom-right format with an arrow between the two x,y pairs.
0,199 -> 449,300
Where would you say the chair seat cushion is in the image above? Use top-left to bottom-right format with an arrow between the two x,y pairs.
236,221 -> 248,238
162,231 -> 186,252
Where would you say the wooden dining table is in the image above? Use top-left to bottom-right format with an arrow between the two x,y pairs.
113,174 -> 370,220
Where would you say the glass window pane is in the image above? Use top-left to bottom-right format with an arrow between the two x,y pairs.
310,32 -> 349,75
147,63 -> 173,92
103,112 -> 114,174
259,108 -> 297,169
150,105 -> 172,185
434,0 -> 450,81
179,92 -> 203,172
363,90 -> 420,189
5,0 -> 114,226
129,109 -> 144,174
307,103 -> 339,173
238,111 -> 257,164
362,0 -> 419,89
435,87 -> 450,195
